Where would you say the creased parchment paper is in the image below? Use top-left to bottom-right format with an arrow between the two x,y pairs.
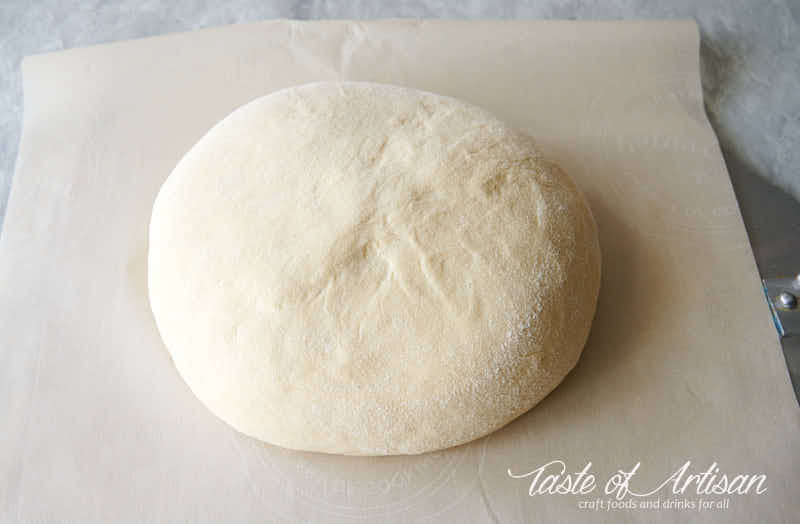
1,19 -> 798,523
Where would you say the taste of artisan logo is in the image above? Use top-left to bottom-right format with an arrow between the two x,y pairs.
508,460 -> 766,512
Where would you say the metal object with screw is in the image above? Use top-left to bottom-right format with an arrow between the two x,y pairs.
763,274 -> 800,406
763,275 -> 800,337
777,291 -> 797,309
778,292 -> 798,309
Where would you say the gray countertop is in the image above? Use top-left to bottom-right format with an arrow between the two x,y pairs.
1,0 -> 799,277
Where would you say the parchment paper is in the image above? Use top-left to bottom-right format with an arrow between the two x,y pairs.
1,19 -> 798,523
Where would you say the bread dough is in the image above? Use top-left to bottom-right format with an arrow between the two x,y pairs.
148,82 -> 601,455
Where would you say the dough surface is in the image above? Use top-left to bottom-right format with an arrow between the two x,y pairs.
148,82 -> 601,455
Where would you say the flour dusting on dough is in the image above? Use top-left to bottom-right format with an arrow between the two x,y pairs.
148,82 -> 601,455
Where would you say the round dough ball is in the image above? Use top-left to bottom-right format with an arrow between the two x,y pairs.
148,82 -> 601,455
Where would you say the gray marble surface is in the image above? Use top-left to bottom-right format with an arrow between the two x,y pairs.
1,0 -> 799,237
